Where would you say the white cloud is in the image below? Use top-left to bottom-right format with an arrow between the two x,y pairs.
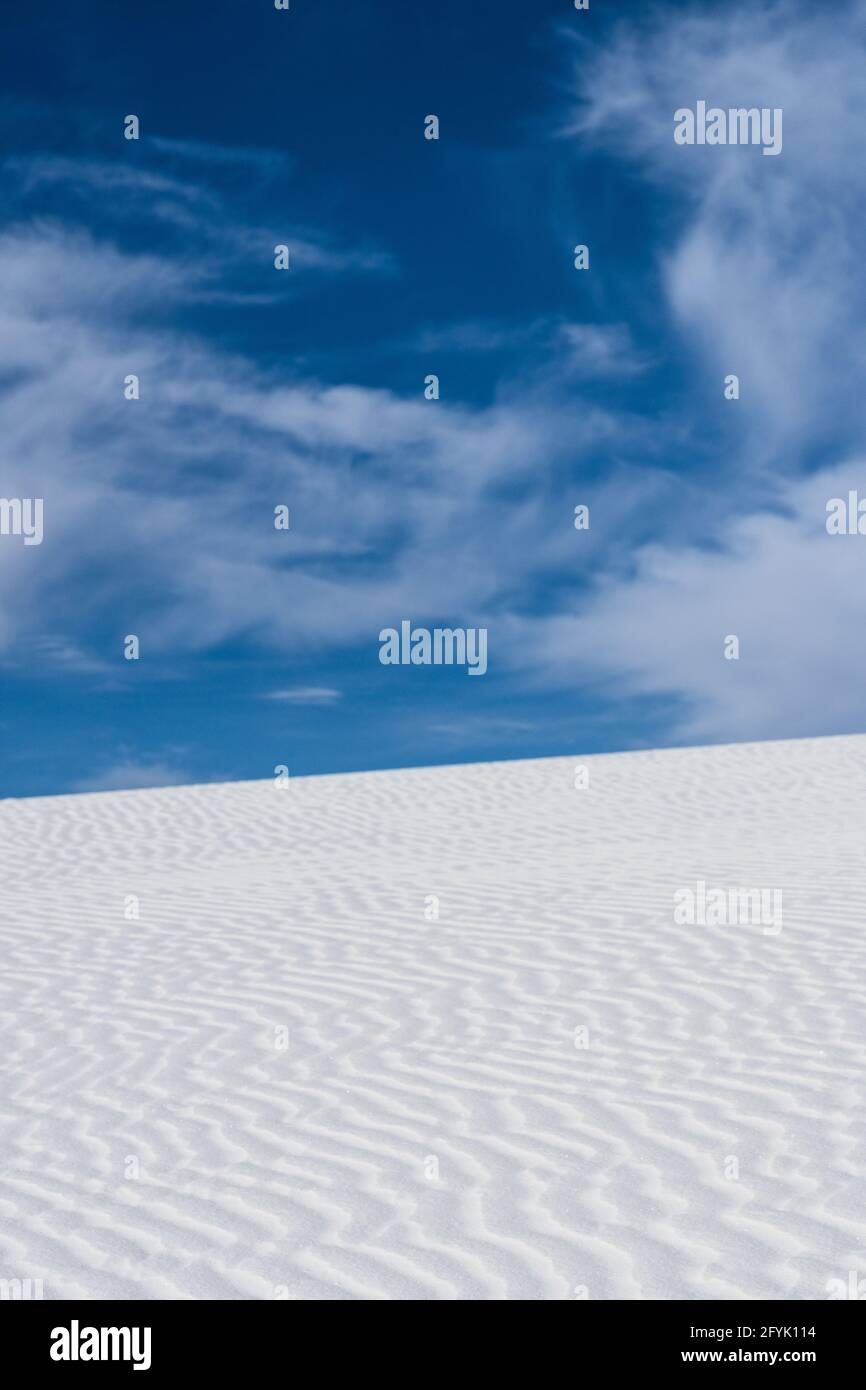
73,759 -> 191,793
557,323 -> 650,378
3,151 -> 394,278
521,465 -> 866,741
149,135 -> 293,177
515,0 -> 866,743
264,687 -> 342,705
565,0 -> 866,458
0,219 -> 665,681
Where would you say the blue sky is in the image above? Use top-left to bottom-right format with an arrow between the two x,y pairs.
2,0 -> 866,796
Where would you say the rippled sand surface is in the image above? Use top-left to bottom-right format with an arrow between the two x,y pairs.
1,736 -> 864,1299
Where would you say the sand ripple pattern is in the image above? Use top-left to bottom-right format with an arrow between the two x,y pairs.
1,736 -> 865,1299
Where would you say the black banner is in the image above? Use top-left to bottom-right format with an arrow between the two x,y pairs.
2,1298 -> 861,1376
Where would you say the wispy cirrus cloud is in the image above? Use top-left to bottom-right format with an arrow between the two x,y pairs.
563,0 -> 866,460
73,757 -> 192,793
411,317 -> 649,379
0,216 -> 668,679
517,0 -> 866,742
264,688 -> 343,705
149,135 -> 294,177
2,142 -> 394,278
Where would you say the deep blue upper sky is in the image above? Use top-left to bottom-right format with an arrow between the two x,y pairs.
1,0 -> 865,795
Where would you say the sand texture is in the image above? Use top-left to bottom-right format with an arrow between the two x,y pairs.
1,735 -> 864,1299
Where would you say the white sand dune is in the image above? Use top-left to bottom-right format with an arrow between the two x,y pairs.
1,734 -> 865,1300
